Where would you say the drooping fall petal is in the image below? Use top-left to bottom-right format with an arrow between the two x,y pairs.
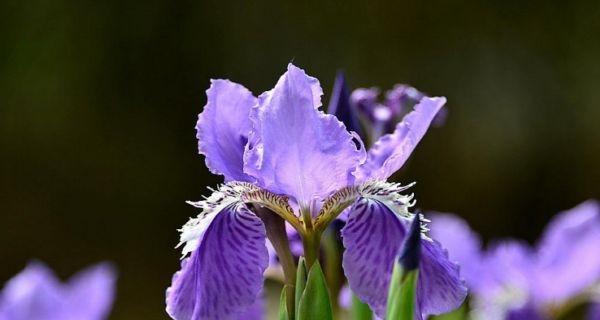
166,204 -> 268,320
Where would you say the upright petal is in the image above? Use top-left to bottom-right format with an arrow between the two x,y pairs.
385,84 -> 425,116
341,198 -> 466,318
66,263 -> 116,320
428,213 -> 484,291
0,262 -> 63,320
351,87 -> 380,122
356,97 -> 446,181
327,72 -> 363,137
197,79 -> 257,182
166,204 -> 268,320
533,200 -> 600,305
244,64 -> 364,205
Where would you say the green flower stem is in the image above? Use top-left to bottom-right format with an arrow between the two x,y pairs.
386,265 -> 418,320
323,227 -> 343,317
254,206 -> 297,318
351,294 -> 373,320
301,230 -> 322,270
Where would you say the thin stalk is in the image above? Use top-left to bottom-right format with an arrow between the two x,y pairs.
323,226 -> 343,317
302,230 -> 322,270
254,206 -> 296,318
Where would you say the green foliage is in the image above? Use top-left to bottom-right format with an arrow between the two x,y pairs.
351,294 -> 372,320
430,303 -> 468,320
297,261 -> 333,320
386,262 -> 419,320
279,285 -> 291,320
295,257 -> 307,320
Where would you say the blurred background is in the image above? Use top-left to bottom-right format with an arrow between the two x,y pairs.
1,0 -> 599,318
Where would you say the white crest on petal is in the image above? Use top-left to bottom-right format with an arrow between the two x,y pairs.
359,180 -> 432,241
359,180 -> 416,215
178,182 -> 297,258
178,182 -> 257,258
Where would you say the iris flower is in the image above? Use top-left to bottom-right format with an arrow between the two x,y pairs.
166,64 -> 466,320
0,261 -> 116,320
329,72 -> 446,144
429,200 -> 600,320
590,302 -> 600,320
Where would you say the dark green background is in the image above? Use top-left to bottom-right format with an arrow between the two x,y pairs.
1,1 -> 599,319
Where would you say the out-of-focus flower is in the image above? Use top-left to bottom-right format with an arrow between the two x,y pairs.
589,302 -> 600,320
429,200 -> 600,320
327,75 -> 447,143
166,63 -> 463,320
327,72 -> 363,138
0,261 -> 116,320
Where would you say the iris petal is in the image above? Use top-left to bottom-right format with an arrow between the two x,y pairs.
506,305 -> 545,320
533,200 -> 600,305
0,262 -> 63,320
197,79 -> 257,182
417,237 -> 468,316
341,198 -> 466,318
66,263 -> 116,320
244,64 -> 365,205
327,72 -> 363,138
166,204 -> 268,320
588,303 -> 600,320
356,96 -> 446,181
0,262 -> 115,320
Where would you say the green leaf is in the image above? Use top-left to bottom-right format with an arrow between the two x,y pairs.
279,285 -> 291,320
351,294 -> 372,320
297,262 -> 333,320
386,262 -> 418,320
430,303 -> 467,320
295,257 -> 307,320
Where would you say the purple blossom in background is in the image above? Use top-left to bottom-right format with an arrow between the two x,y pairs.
327,72 -> 363,138
0,261 -> 116,320
429,200 -> 600,320
166,63 -> 465,320
329,78 -> 448,143
589,302 -> 600,320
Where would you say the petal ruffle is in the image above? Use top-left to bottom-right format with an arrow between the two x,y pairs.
356,96 -> 446,181
166,204 -> 268,320
533,200 -> 600,305
341,198 -> 466,318
66,263 -> 116,320
197,79 -> 257,182
244,64 -> 365,205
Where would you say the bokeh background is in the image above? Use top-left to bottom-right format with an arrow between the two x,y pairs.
1,0 -> 599,318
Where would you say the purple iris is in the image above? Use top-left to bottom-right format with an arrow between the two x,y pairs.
166,64 -> 466,320
0,261 -> 116,320
429,200 -> 600,320
328,74 -> 447,144
590,303 -> 600,320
